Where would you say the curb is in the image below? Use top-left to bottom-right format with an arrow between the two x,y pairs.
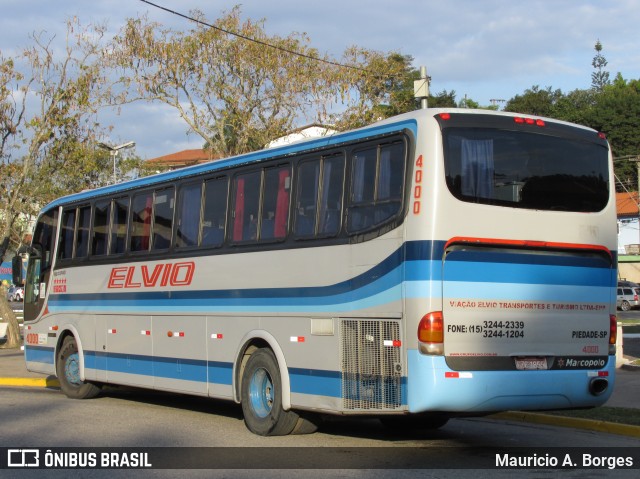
0,377 -> 60,388
491,411 -> 640,438
621,362 -> 640,371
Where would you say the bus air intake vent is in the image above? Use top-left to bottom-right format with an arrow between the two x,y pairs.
340,319 -> 402,410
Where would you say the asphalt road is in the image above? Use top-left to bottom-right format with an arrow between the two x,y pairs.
1,386 -> 640,479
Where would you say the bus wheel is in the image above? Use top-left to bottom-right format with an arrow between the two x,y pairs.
241,348 -> 301,436
56,336 -> 101,400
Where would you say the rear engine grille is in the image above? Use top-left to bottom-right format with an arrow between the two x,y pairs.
340,319 -> 403,410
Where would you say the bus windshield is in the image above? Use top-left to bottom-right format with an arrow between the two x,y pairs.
443,126 -> 609,212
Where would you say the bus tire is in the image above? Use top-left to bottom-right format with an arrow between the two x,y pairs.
56,336 -> 101,400
240,348 -> 299,436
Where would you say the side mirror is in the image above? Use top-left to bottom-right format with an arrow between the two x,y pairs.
12,255 -> 23,286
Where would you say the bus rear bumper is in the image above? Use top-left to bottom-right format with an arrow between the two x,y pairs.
406,350 -> 615,413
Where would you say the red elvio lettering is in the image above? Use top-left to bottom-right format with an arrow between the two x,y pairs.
108,267 -> 128,288
107,262 -> 195,289
141,264 -> 164,287
170,262 -> 195,286
160,263 -> 173,287
124,267 -> 142,288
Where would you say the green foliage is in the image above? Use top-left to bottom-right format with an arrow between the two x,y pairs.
0,19 -> 124,263
591,40 -> 611,92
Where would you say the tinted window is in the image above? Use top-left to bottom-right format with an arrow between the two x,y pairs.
32,209 -> 55,272
152,187 -> 174,250
232,171 -> 261,242
201,177 -> 228,247
59,209 -> 76,259
176,182 -> 202,248
130,192 -> 152,252
92,200 -> 110,256
318,155 -> 345,236
261,166 -> 290,241
295,160 -> 320,237
443,128 -> 609,212
348,141 -> 406,233
75,205 -> 91,258
110,197 -> 128,255
295,154 -> 344,238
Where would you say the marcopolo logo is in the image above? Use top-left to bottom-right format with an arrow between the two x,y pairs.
8,449 -> 39,467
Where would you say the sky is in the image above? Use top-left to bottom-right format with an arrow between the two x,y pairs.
2,0 -> 640,160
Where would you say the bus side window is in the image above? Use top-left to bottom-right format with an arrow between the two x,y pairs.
151,187 -> 175,250
92,200 -> 111,256
201,177 -> 228,247
318,154 -> 345,236
232,171 -> 261,243
295,155 -> 344,239
130,193 -> 152,252
75,205 -> 91,259
348,147 -> 377,232
294,160 -> 319,238
110,197 -> 129,255
58,208 -> 76,259
261,166 -> 290,241
347,142 -> 405,234
176,182 -> 202,248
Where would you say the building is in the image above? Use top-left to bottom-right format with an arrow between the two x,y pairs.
145,149 -> 219,171
145,125 -> 338,172
617,191 -> 640,282
266,123 -> 338,149
617,191 -> 640,254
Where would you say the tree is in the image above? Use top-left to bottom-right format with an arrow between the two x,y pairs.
0,19 -> 122,348
504,85 -> 564,116
110,8 -> 350,157
332,51 -> 418,130
589,75 -> 640,191
591,40 -> 610,92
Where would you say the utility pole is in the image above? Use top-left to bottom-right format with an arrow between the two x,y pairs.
414,66 -> 430,110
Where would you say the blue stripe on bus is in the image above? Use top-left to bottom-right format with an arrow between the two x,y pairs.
34,347 -> 345,398
289,367 -> 342,398
24,345 -> 55,364
47,241 -> 615,314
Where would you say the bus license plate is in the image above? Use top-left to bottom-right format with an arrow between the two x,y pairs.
515,358 -> 547,370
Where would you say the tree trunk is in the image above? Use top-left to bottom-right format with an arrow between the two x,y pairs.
0,285 -> 22,349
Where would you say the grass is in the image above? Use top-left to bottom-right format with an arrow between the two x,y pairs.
622,325 -> 640,334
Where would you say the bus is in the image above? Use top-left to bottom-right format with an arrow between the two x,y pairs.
14,108 -> 617,436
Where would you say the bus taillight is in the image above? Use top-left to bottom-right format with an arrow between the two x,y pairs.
418,311 -> 444,355
514,117 -> 545,127
609,314 -> 617,355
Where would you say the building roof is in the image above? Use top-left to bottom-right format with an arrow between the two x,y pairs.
617,191 -> 640,217
266,123 -> 338,149
146,149 -> 219,170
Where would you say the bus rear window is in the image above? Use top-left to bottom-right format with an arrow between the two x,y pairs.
443,128 -> 609,212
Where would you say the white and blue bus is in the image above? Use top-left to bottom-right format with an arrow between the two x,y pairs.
15,108 -> 617,436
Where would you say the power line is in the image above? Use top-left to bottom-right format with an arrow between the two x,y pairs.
139,0 -> 379,76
